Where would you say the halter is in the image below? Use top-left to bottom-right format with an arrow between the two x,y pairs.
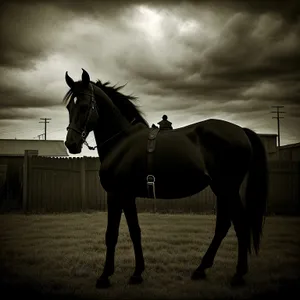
66,84 -> 98,150
66,84 -> 136,151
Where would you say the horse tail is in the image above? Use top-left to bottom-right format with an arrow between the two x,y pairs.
243,128 -> 269,255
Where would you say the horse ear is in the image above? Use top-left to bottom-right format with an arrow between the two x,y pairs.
65,72 -> 75,88
81,68 -> 90,86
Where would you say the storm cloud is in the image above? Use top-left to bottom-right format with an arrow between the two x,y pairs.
0,0 -> 299,149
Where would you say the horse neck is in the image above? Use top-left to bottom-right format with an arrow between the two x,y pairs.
93,102 -> 131,161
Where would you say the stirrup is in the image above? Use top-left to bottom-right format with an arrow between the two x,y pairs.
146,175 -> 156,199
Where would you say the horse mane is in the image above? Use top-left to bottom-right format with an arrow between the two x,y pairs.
95,80 -> 149,127
63,80 -> 149,127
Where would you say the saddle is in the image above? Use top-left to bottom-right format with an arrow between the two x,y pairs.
146,126 -> 160,199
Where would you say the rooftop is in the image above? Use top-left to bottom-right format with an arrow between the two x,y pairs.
280,142 -> 300,150
258,133 -> 277,137
0,139 -> 69,157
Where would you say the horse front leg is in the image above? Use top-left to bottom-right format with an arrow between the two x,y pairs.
96,193 -> 122,289
123,197 -> 145,285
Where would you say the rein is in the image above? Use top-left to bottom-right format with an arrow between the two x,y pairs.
84,118 -> 136,151
84,140 -> 97,151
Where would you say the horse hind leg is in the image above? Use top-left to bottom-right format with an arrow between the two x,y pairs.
192,190 -> 249,286
191,195 -> 231,280
230,194 -> 250,286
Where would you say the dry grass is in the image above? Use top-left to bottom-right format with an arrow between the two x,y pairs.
0,212 -> 299,299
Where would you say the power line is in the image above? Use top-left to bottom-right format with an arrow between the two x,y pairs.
271,106 -> 285,148
37,133 -> 44,140
47,128 -> 66,135
39,118 -> 51,140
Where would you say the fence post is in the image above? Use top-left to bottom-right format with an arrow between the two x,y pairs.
80,157 -> 86,211
22,150 -> 38,212
22,151 -> 29,212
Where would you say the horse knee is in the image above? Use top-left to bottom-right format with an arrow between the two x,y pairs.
232,218 -> 249,237
129,226 -> 141,243
105,229 -> 119,248
215,220 -> 231,239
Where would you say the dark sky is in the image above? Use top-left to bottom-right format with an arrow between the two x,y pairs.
0,0 -> 299,155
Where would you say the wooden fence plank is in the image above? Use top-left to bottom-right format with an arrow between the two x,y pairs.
80,158 -> 86,210
23,156 -> 300,215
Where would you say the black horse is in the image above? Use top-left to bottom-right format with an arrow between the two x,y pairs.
63,69 -> 268,288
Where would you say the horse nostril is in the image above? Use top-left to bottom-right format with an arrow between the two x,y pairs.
65,140 -> 75,149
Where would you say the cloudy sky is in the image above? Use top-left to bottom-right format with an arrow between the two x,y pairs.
0,0 -> 299,156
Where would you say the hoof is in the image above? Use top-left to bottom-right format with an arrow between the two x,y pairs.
191,269 -> 206,280
128,275 -> 143,285
230,274 -> 246,287
96,277 -> 111,289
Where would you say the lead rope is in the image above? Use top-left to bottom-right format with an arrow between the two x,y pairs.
84,140 -> 97,150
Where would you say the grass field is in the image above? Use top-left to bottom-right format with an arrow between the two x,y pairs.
0,212 -> 300,300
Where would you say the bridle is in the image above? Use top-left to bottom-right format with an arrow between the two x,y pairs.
66,84 -> 136,151
67,84 -> 98,150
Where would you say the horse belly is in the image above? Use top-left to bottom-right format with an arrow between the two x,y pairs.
100,134 -> 210,199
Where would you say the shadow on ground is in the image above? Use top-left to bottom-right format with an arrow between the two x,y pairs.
1,272 -> 299,300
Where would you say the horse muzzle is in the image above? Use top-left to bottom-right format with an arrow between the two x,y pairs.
65,140 -> 83,154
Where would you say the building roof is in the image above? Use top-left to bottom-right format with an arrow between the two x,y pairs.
279,142 -> 300,150
257,133 -> 277,137
0,139 -> 69,157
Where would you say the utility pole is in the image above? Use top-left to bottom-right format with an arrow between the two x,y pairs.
271,106 -> 285,148
39,118 -> 51,140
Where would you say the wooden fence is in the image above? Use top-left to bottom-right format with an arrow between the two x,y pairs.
23,152 -> 106,213
22,151 -> 300,215
267,160 -> 300,215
